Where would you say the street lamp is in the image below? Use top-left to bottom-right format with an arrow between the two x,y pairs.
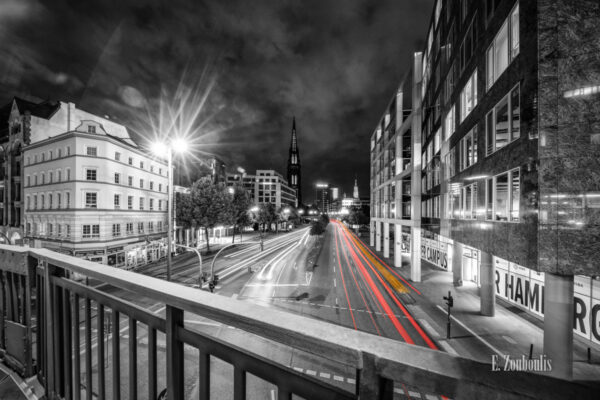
151,139 -> 188,281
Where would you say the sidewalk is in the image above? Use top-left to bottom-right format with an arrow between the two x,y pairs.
362,243 -> 600,384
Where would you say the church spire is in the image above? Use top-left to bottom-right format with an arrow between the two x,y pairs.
287,116 -> 302,206
353,175 -> 359,199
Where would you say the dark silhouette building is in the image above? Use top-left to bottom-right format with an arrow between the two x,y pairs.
286,117 -> 301,206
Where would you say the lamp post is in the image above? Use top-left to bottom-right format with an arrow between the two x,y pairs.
152,139 -> 187,281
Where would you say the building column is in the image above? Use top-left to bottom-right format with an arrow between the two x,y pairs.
383,223 -> 390,258
410,226 -> 421,282
369,221 -> 375,246
479,250 -> 495,316
543,273 -> 574,380
452,241 -> 463,286
375,222 -> 381,252
394,224 -> 402,267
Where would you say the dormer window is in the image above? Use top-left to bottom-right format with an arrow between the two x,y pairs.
88,125 -> 96,134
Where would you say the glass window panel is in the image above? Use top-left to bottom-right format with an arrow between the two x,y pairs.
511,169 -> 520,221
511,4 -> 520,58
511,85 -> 520,140
486,46 -> 494,89
494,173 -> 509,221
494,21 -> 509,81
495,95 -> 509,150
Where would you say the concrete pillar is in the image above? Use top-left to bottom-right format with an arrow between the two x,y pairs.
383,223 -> 390,258
394,224 -> 402,267
369,221 -> 375,246
479,250 -> 495,316
375,222 -> 381,252
410,227 -> 421,282
543,273 -> 574,380
452,241 -> 463,287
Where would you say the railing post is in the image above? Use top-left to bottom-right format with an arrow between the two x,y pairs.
166,305 -> 184,400
0,271 -> 5,352
42,259 -> 57,399
358,353 -> 393,400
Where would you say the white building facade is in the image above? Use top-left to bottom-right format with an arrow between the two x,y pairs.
23,103 -> 169,267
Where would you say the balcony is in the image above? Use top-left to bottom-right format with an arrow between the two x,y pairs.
0,244 -> 594,400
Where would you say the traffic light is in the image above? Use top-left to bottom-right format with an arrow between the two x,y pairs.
213,274 -> 219,285
443,291 -> 453,308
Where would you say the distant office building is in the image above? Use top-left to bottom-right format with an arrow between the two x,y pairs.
1,99 -> 169,267
370,0 -> 600,378
287,117 -> 302,206
315,183 -> 330,213
226,169 -> 297,209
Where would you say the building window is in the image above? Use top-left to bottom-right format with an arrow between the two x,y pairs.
85,192 -> 97,208
138,222 -> 144,233
34,175 -> 38,185
67,146 -> 71,156
148,221 -> 154,232
460,15 -> 477,71
67,169 -> 71,180
49,150 -> 53,160
42,153 -> 45,162
126,223 -> 133,235
58,170 -> 62,182
150,181 -> 154,190
83,224 -> 100,238
49,172 -> 53,183
128,157 -> 133,165
486,4 -> 519,90
57,193 -> 61,209
27,175 -> 30,186
112,224 -> 121,237
86,169 -> 97,181
41,194 -> 45,209
58,148 -> 62,158
139,197 -> 144,210
460,70 -> 478,122
115,152 -> 121,161
41,173 -> 45,184
26,223 -> 31,235
150,165 -> 154,173
487,168 -> 520,222
88,125 -> 96,134
159,183 -> 162,192
66,192 -> 71,208
128,196 -> 133,210
114,194 -> 120,209
159,168 -> 162,175
86,146 -> 98,156
49,194 -> 53,209
459,128 -> 478,171
128,176 -> 133,186
57,224 -> 62,236
139,179 -> 144,189
486,84 -> 520,155
158,200 -> 162,211
157,221 -> 162,231
444,105 -> 455,140
26,196 -> 31,210
48,223 -> 53,236
140,161 -> 144,169
149,198 -> 154,210
114,173 -> 120,184
66,225 -> 71,238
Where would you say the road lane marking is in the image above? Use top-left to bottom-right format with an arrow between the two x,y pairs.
435,304 -> 503,357
502,335 -> 517,344
333,375 -> 344,382
319,372 -> 330,379
409,390 -> 422,398
333,278 -> 336,287
418,319 -> 440,338
347,378 -> 356,384
306,370 -> 316,376
293,367 -> 303,372
394,387 -> 404,394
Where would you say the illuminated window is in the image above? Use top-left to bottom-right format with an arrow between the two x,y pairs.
460,70 -> 478,122
486,3 -> 519,89
488,168 -> 520,222
459,128 -> 478,171
486,84 -> 520,155
444,105 -> 455,140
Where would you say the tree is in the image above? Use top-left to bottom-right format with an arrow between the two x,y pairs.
175,190 -> 196,246
227,185 -> 252,243
256,203 -> 277,232
187,177 -> 231,253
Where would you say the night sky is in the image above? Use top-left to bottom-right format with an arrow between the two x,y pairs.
0,0 -> 433,203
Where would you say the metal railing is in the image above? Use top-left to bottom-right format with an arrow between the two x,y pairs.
0,244 -> 596,400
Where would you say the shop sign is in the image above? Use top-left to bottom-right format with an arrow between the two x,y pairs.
421,238 -> 450,270
494,257 -> 600,345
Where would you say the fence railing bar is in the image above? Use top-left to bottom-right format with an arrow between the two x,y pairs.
51,276 -> 165,332
0,273 -> 6,356
199,350 -> 210,400
52,278 -> 63,396
166,306 -> 184,400
43,262 -> 56,398
148,328 -> 157,400
233,366 -> 246,400
62,287 -> 73,400
97,304 -> 105,400
72,293 -> 81,400
35,274 -> 41,381
177,327 -> 355,400
128,317 -> 137,400
85,297 -> 92,400
111,310 -> 120,400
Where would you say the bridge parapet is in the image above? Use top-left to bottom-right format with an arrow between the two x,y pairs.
0,244 -> 595,399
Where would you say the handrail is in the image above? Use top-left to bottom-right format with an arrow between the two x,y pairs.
0,243 -> 595,399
